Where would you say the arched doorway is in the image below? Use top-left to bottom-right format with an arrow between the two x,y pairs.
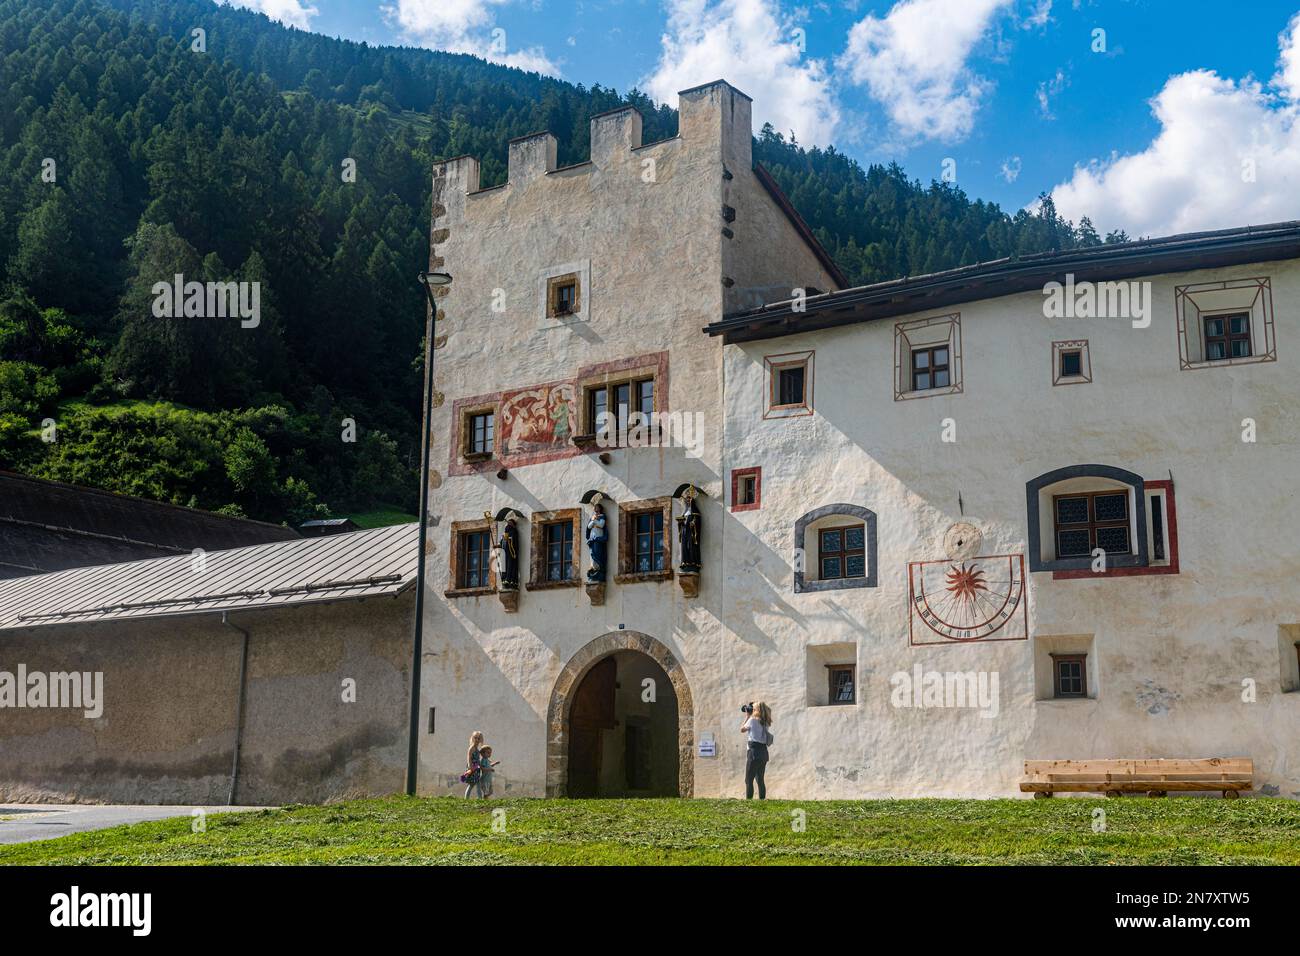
546,631 -> 693,798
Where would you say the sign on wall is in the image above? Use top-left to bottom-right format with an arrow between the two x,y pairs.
698,732 -> 716,758
907,554 -> 1028,646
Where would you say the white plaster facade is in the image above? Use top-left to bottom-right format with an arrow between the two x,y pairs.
419,80 -> 1300,800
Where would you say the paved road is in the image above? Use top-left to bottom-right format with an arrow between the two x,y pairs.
0,804 -> 262,845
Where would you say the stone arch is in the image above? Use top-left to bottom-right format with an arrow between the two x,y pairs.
546,631 -> 694,797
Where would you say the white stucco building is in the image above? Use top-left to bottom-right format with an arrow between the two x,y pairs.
418,80 -> 1300,800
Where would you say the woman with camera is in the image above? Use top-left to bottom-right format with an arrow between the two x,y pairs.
739,701 -> 773,799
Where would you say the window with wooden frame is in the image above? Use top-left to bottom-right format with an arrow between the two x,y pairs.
1052,491 -> 1131,559
1052,654 -> 1087,699
527,509 -> 581,589
1203,311 -> 1252,361
827,664 -> 856,705
763,351 -> 814,418
546,273 -> 580,318
1175,277 -> 1277,369
818,524 -> 866,581
731,467 -> 761,512
446,518 -> 496,596
584,376 -> 654,445
909,345 -> 950,392
895,313 -> 961,400
616,498 -> 673,583
460,404 -> 497,461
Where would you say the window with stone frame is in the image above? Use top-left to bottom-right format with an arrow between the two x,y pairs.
446,518 -> 496,596
584,376 -> 655,446
547,273 -> 580,318
616,497 -> 673,583
460,403 -> 497,461
527,509 -> 582,589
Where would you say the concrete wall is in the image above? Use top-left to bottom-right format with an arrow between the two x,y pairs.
0,596 -> 411,805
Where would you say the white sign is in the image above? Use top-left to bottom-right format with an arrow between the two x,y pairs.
698,732 -> 716,758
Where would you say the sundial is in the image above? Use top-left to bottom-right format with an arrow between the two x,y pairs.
908,552 -> 1027,646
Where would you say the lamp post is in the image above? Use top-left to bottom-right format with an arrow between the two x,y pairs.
406,269 -> 452,796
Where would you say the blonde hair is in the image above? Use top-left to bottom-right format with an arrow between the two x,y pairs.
755,702 -> 772,726
469,731 -> 484,747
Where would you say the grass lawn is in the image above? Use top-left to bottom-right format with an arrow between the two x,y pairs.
3,796 -> 1299,865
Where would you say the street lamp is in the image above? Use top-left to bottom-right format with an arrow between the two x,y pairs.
406,269 -> 451,796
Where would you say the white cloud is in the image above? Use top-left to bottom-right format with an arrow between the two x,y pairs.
838,0 -> 1014,143
1279,12 -> 1300,102
382,0 -> 559,75
1036,68 -> 1066,118
227,0 -> 319,31
1021,0 -> 1052,30
1000,156 -> 1022,182
644,0 -> 840,146
1048,16 -> 1300,237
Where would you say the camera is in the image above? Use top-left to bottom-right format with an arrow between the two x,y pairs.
740,702 -> 753,714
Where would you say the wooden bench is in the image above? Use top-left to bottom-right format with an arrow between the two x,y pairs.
1021,758 -> 1252,799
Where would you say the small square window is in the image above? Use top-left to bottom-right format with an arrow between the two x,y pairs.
910,346 -> 950,391
1051,340 -> 1091,385
1052,654 -> 1087,698
546,273 -> 581,318
738,475 -> 757,505
1204,311 -> 1251,361
827,665 -> 856,705
730,467 -> 762,512
776,365 -> 805,406
764,351 -> 814,417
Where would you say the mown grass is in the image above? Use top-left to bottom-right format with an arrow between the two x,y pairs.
3,796 -> 1299,865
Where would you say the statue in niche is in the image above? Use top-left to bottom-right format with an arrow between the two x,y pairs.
677,488 -> 702,574
490,512 -> 520,590
585,503 -> 608,582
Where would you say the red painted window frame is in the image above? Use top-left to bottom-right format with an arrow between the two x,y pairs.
730,467 -> 762,512
1052,480 -> 1179,580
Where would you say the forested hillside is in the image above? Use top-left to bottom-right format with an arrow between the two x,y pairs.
0,0 -> 1114,524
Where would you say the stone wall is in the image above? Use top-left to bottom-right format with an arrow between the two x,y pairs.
0,596 -> 411,804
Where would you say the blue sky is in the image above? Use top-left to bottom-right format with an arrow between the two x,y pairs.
233,1 -> 1300,237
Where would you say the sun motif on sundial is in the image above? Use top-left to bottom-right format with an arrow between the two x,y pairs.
944,562 -> 988,605
908,554 -> 1027,645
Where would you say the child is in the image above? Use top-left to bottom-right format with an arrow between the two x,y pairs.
478,746 -> 500,797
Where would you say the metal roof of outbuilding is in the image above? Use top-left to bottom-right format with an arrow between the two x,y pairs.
0,523 -> 419,630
